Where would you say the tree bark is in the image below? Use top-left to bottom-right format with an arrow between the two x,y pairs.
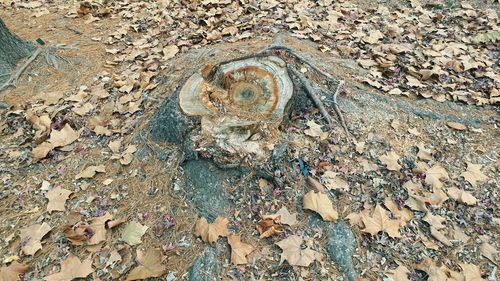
0,17 -> 34,84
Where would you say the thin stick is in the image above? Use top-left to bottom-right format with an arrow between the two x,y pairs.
289,66 -> 334,125
0,48 -> 42,92
331,80 -> 351,139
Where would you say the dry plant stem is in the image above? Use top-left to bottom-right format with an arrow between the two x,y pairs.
0,48 -> 42,92
289,66 -> 334,125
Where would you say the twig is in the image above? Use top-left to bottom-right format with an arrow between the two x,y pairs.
289,66 -> 334,125
0,48 -> 42,92
331,80 -> 351,139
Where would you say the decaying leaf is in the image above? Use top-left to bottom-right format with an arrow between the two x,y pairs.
44,254 -> 93,281
303,191 -> 338,221
19,222 -> 52,256
447,187 -> 477,205
275,206 -> 297,226
0,262 -> 29,281
480,243 -> 498,265
361,204 -> 401,238
227,234 -> 254,265
304,120 -> 327,140
380,151 -> 401,172
460,162 -> 488,187
194,217 -> 229,245
45,186 -> 73,213
121,221 -> 148,246
275,235 -> 319,267
75,165 -> 106,179
126,249 -> 166,281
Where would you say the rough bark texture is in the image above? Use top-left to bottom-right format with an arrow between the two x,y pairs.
0,17 -> 34,85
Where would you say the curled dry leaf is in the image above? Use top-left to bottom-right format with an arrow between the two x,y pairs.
361,204 -> 401,238
19,222 -> 52,256
75,164 -> 106,179
45,186 -> 73,213
0,262 -> 29,281
194,217 -> 229,245
121,221 -> 148,246
65,212 -> 113,245
380,151 -> 401,172
126,249 -> 166,281
447,187 -> 477,205
256,215 -> 283,238
227,234 -> 255,265
32,124 -> 80,159
460,162 -> 488,187
303,191 -> 338,221
275,235 -> 319,267
44,255 -> 93,281
120,145 -> 137,165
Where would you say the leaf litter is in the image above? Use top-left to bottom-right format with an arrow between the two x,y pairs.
0,0 -> 498,280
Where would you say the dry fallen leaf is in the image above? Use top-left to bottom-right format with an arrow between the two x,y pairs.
425,164 -> 449,189
415,257 -> 462,281
480,242 -> 498,265
384,198 -> 413,227
423,213 -> 446,230
121,221 -> 148,246
430,226 -> 452,247
32,124 -> 80,159
447,121 -> 467,130
447,187 -> 477,205
44,254 -> 93,281
275,235 -> 319,267
322,171 -> 349,191
361,204 -> 401,238
0,262 -> 28,281
303,191 -> 338,221
163,45 -> 179,60
460,162 -> 488,187
126,249 -> 166,281
275,206 -> 297,226
227,234 -> 255,265
194,217 -> 229,245
45,186 -> 73,213
256,215 -> 283,238
75,165 -> 106,179
380,151 -> 401,172
385,265 -> 410,281
304,120 -> 327,140
19,222 -> 52,256
459,263 -> 486,281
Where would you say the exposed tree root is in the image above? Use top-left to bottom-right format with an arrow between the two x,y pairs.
289,66 -> 334,125
0,44 -> 74,92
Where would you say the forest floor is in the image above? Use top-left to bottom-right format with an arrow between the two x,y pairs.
0,0 -> 498,281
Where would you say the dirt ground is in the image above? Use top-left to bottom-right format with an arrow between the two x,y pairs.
0,0 -> 498,281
